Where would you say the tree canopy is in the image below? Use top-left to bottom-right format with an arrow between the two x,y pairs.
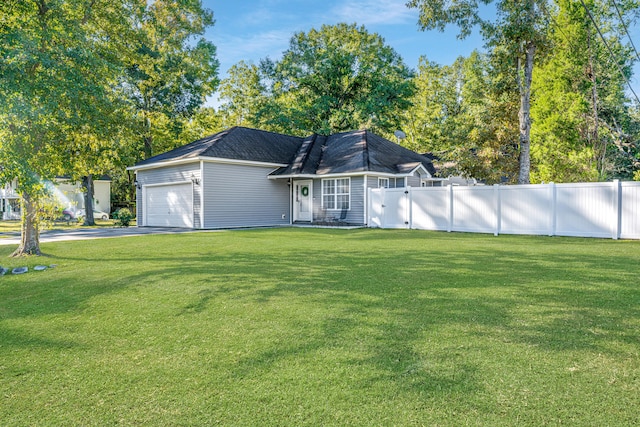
219,23 -> 415,137
0,0 -> 219,256
406,0 -> 639,184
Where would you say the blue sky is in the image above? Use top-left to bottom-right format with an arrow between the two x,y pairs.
205,0 -> 488,73
203,0 -> 639,103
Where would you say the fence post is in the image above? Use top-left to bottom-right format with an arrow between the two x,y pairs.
549,182 -> 557,236
613,179 -> 621,240
448,184 -> 454,232
407,186 -> 413,229
381,187 -> 386,229
494,184 -> 501,236
366,187 -> 371,227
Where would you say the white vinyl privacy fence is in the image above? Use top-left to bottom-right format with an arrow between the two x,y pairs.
368,180 -> 640,240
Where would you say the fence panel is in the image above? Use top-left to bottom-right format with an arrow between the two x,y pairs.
451,186 -> 496,233
368,180 -> 638,240
554,183 -> 616,238
411,187 -> 450,231
368,188 -> 384,228
499,184 -> 553,235
621,181 -> 640,239
381,189 -> 410,229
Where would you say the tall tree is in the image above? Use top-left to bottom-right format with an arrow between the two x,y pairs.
0,0 -> 137,255
218,61 -> 268,129
407,0 -> 549,183
531,0 -> 639,182
403,52 -> 519,183
218,23 -> 415,136
124,0 -> 219,159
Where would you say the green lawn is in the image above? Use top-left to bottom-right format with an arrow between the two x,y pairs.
1,228 -> 639,426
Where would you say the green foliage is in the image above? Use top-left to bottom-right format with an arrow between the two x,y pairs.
175,107 -> 224,146
219,23 -> 415,136
113,208 -> 134,227
0,0 -> 128,253
408,0 -> 551,183
403,53 -> 519,183
218,61 -> 268,129
530,0 -> 639,182
124,0 -> 220,159
407,0 -> 640,183
0,229 -> 639,424
0,0 -> 220,254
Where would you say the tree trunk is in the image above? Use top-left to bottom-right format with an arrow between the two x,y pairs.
11,191 -> 41,257
587,24 -> 605,178
517,41 -> 535,184
82,175 -> 95,226
143,135 -> 153,159
143,114 -> 153,158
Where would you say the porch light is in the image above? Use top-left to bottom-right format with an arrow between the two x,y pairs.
134,179 -> 141,189
190,173 -> 200,185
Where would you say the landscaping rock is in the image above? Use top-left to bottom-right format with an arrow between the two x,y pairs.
12,267 -> 28,275
34,265 -> 47,271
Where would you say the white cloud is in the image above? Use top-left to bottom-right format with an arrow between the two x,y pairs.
328,0 -> 417,26
215,29 -> 292,69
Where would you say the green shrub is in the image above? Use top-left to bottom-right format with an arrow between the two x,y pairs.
114,208 -> 134,227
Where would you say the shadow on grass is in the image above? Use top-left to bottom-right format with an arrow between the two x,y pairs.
1,229 -> 638,400
97,230 -> 637,397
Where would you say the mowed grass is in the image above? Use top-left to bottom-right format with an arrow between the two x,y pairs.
0,228 -> 639,426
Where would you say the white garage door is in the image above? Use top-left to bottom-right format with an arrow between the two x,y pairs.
145,183 -> 193,228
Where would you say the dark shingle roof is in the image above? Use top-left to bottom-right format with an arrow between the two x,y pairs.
133,127 -> 304,167
270,129 -> 436,176
133,127 -> 435,177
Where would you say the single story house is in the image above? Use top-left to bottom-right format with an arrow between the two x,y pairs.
128,126 -> 439,228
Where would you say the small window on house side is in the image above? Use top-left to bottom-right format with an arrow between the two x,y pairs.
378,178 -> 389,188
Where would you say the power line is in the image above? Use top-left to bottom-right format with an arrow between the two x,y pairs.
579,0 -> 640,104
540,4 -> 582,54
610,0 -> 640,62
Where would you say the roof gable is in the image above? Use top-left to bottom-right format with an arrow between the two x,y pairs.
270,129 -> 436,177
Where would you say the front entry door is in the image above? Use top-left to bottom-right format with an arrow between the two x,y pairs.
294,180 -> 312,222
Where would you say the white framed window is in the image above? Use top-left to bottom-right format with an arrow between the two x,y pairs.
322,178 -> 350,210
378,178 -> 389,188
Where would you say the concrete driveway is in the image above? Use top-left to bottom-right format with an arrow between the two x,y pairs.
0,226 -> 212,246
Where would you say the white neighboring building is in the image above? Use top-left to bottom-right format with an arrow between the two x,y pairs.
55,177 -> 112,215
0,179 -> 20,220
1,177 -> 111,220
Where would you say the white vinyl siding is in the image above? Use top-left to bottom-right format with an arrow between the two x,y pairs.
202,162 -> 290,228
322,178 -> 350,210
